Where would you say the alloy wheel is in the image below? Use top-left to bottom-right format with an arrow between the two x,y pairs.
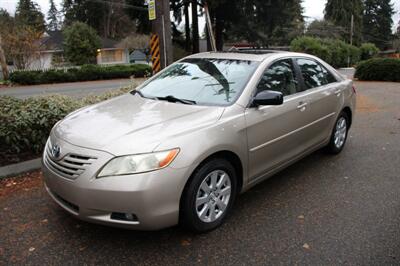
334,117 -> 347,149
195,170 -> 232,223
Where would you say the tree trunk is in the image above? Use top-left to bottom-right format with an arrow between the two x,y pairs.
184,2 -> 191,51
191,0 -> 199,53
215,6 -> 224,51
0,34 -> 9,80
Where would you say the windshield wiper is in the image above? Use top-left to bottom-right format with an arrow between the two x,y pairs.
156,95 -> 197,105
130,90 -> 157,100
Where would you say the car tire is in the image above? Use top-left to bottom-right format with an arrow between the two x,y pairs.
325,111 -> 350,154
180,158 -> 237,233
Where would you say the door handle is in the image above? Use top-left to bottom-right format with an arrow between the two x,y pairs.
297,102 -> 308,111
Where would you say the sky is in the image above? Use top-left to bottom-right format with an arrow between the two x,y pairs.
1,0 -> 399,31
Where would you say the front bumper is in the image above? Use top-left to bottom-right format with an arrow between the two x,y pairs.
42,137 -> 191,230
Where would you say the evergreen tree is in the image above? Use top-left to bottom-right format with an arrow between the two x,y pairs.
125,0 -> 151,34
63,22 -> 101,65
362,0 -> 394,50
47,0 -> 59,31
225,0 -> 304,46
15,0 -> 45,32
324,0 -> 363,45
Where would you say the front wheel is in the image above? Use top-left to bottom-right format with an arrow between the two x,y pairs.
180,158 -> 237,232
326,111 -> 349,154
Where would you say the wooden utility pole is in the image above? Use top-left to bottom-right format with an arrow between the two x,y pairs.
0,34 -> 9,80
151,0 -> 173,69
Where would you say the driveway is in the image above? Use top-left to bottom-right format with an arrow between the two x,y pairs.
0,78 -> 146,99
1,81 -> 399,265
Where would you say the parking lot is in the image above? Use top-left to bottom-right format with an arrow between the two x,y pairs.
1,81 -> 399,265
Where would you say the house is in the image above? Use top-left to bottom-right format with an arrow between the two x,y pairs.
129,49 -> 149,64
28,31 -> 130,69
96,38 -> 130,65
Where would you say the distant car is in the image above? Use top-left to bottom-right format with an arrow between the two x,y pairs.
42,51 -> 356,232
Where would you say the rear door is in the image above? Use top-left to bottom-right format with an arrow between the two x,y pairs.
294,58 -> 342,146
245,58 -> 313,180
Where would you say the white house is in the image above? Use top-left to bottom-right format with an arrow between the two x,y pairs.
28,31 -> 130,69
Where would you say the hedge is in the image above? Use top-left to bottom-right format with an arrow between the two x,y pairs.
0,87 -> 131,157
355,58 -> 400,82
290,36 -> 362,68
9,64 -> 152,85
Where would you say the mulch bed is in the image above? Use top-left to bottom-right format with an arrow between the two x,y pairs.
0,170 -> 43,199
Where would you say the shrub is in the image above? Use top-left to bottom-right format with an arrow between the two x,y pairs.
9,64 -> 152,85
290,36 -> 361,67
0,86 -> 133,156
290,36 -> 331,63
355,58 -> 400,82
360,43 -> 379,60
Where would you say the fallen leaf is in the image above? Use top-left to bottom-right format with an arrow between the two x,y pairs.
344,176 -> 349,179
29,247 -> 35,252
79,246 -> 87,251
41,219 -> 48,223
303,243 -> 310,250
181,239 -> 191,246
298,215 -> 305,219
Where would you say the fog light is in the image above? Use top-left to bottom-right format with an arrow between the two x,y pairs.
110,212 -> 138,222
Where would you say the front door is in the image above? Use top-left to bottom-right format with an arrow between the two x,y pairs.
245,58 -> 312,180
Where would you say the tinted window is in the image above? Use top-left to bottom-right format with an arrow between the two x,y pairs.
296,58 -> 337,89
139,58 -> 259,106
256,59 -> 299,96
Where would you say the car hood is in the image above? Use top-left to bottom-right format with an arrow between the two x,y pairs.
53,93 -> 224,155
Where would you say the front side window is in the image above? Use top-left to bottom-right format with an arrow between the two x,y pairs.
139,58 -> 259,106
296,58 -> 336,89
256,59 -> 299,96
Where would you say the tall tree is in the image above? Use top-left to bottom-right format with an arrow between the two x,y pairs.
15,0 -> 45,32
224,0 -> 304,46
306,19 -> 347,40
362,0 -> 394,50
125,0 -> 151,34
324,0 -> 363,45
63,0 -> 135,38
47,0 -> 59,31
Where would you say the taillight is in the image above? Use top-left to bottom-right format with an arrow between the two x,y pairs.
352,85 -> 356,94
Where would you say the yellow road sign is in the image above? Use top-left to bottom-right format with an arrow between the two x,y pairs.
148,0 -> 156,20
150,34 -> 161,73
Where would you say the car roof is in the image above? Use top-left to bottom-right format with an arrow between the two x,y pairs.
185,51 -> 310,62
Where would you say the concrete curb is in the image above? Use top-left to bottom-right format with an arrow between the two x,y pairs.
0,158 -> 41,178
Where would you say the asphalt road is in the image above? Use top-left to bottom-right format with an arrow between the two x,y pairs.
1,81 -> 400,265
0,78 -> 145,99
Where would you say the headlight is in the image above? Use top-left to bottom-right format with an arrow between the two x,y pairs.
97,148 -> 179,177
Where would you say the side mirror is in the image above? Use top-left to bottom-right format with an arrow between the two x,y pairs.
252,90 -> 283,106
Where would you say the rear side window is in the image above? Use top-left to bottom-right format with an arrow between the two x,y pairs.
256,59 -> 300,96
296,58 -> 337,89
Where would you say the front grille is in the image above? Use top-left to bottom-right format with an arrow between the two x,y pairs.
44,141 -> 96,180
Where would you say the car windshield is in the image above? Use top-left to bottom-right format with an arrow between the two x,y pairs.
138,58 -> 260,106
